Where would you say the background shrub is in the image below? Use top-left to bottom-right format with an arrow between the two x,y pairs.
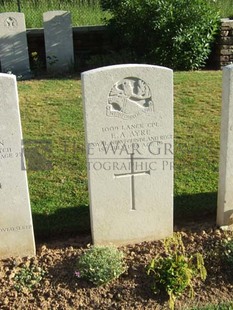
101,0 -> 220,70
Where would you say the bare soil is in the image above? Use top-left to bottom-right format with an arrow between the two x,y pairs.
0,219 -> 233,310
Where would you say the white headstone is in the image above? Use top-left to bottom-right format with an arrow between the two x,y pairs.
82,64 -> 173,246
217,64 -> 233,227
0,73 -> 35,258
0,12 -> 31,77
43,11 -> 74,73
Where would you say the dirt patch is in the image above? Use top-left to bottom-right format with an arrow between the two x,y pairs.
0,221 -> 233,310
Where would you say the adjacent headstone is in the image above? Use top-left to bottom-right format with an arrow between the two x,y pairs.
0,12 -> 31,78
82,64 -> 173,246
0,73 -> 35,258
43,11 -> 74,73
217,64 -> 233,227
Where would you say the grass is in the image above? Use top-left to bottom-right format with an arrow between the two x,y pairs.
17,70 -> 223,238
0,0 -> 232,29
19,77 -> 89,237
174,71 -> 221,219
0,0 -> 109,28
190,302 -> 233,310
209,0 -> 233,18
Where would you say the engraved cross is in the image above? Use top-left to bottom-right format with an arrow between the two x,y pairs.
114,153 -> 150,211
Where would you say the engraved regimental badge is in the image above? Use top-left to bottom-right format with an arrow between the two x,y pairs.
107,77 -> 154,120
4,17 -> 18,29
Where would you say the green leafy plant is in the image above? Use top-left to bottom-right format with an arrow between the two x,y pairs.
30,51 -> 45,75
76,245 -> 126,286
101,0 -> 220,70
223,237 -> 233,265
147,233 -> 207,310
14,264 -> 45,292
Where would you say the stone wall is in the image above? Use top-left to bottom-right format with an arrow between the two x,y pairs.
215,19 -> 233,69
27,25 -> 111,73
26,21 -> 233,73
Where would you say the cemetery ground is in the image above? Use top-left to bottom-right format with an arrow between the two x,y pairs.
1,70 -> 233,309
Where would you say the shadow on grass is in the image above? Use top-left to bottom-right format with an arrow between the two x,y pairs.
33,204 -> 90,241
32,192 -> 218,241
30,71 -> 81,81
174,191 -> 217,225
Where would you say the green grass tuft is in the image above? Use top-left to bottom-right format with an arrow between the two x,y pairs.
209,0 -> 233,18
189,302 -> 233,310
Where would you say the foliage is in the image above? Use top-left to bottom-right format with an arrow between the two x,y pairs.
190,302 -> 233,310
101,0 -> 220,70
207,234 -> 233,274
30,51 -> 44,75
14,264 -> 45,292
147,233 -> 207,310
223,237 -> 233,266
76,245 -> 126,286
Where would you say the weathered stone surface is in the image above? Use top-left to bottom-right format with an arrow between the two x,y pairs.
0,73 -> 35,258
0,12 -> 30,77
43,11 -> 74,72
221,19 -> 233,28
220,55 -> 230,62
217,64 -> 233,227
221,49 -> 233,56
82,64 -> 173,246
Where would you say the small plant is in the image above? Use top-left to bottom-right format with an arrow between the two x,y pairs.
30,51 -> 44,74
31,51 -> 38,63
223,237 -> 233,265
76,245 -> 126,286
147,233 -> 207,310
14,264 -> 45,292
